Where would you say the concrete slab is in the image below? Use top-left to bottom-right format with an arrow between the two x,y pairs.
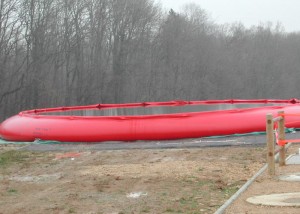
286,154 -> 300,165
279,173 -> 300,182
247,192 -> 300,207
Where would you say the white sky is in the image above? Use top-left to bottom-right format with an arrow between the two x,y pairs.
157,0 -> 300,32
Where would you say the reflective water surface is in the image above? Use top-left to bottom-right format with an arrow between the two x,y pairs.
39,103 -> 282,116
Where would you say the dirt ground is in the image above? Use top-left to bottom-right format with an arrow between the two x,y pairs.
0,143 -> 269,214
226,145 -> 300,214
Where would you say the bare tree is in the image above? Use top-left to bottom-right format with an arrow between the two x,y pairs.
0,0 -> 24,117
1,0 -> 300,122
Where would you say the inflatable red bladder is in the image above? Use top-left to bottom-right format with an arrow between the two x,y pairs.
1,99 -> 300,142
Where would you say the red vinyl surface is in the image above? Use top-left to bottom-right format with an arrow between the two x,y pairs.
1,99 -> 300,142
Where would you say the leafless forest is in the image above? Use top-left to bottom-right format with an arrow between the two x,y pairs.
1,0 -> 300,120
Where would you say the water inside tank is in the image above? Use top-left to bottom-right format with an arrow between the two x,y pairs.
39,103 -> 282,116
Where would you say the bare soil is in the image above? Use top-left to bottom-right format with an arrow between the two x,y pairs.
0,144 -> 267,214
226,145 -> 300,214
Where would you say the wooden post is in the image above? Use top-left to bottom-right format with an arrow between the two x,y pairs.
266,114 -> 275,176
278,111 -> 286,166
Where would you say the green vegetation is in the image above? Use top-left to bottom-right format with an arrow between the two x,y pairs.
141,207 -> 150,213
0,150 -> 30,168
197,180 -> 214,187
7,188 -> 18,193
221,182 -> 242,196
198,167 -> 204,172
68,207 -> 76,213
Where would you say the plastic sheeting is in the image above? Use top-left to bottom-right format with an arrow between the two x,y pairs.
1,99 -> 300,142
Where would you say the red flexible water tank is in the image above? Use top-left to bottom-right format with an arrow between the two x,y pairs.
1,99 -> 300,142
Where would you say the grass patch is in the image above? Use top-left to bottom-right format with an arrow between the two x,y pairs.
222,185 -> 239,196
177,196 -> 201,213
0,150 -> 30,168
164,208 -> 175,212
141,206 -> 150,213
95,178 -> 111,192
7,188 -> 18,194
164,208 -> 183,213
68,207 -> 76,213
221,181 -> 244,197
197,180 -> 214,187
198,167 -> 204,172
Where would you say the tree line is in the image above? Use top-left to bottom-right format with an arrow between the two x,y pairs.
1,0 -> 300,120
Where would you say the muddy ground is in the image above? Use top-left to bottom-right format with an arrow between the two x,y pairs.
0,144 -> 267,214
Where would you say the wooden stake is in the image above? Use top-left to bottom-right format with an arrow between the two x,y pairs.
278,111 -> 286,166
266,114 -> 275,176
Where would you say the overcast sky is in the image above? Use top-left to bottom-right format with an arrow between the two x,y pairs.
157,0 -> 300,32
